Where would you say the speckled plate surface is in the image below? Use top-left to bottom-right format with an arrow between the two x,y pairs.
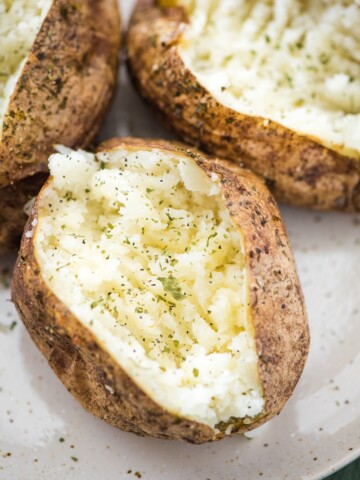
1,2 -> 360,479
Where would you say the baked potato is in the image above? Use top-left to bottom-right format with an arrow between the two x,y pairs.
12,138 -> 309,443
0,0 -> 121,253
127,0 -> 360,211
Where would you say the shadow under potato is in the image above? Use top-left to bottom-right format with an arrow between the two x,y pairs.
0,173 -> 48,255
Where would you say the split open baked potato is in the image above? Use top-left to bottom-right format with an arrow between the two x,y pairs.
127,0 -> 360,211
12,138 -> 309,443
0,0 -> 121,253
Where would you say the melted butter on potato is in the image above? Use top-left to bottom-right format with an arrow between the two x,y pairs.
34,146 -> 264,428
0,0 -> 52,133
173,0 -> 360,157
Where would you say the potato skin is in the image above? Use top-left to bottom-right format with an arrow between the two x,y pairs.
127,1 -> 360,212
0,174 -> 47,255
12,138 -> 309,443
0,0 -> 121,253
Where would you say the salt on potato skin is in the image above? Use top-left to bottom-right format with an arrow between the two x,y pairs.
12,138 -> 309,443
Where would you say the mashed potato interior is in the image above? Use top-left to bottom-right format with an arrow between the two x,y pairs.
34,146 -> 264,428
0,0 -> 52,133
171,0 -> 360,157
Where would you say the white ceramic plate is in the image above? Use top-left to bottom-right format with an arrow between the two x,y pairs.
1,2 -> 360,479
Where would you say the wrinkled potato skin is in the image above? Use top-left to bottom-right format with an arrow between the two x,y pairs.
12,138 -> 309,443
127,1 -> 360,212
0,0 -> 121,252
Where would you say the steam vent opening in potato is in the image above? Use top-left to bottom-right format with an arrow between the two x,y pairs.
13,141 -> 309,442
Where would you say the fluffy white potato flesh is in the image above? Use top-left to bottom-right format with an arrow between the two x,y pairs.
0,0 -> 52,133
175,0 -> 360,157
33,146 -> 264,428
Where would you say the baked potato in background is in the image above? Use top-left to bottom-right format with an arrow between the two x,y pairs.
0,0 -> 121,253
127,0 -> 360,212
12,138 -> 309,443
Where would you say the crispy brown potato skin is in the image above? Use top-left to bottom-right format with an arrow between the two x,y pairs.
0,0 -> 121,187
0,0 -> 121,253
12,138 -> 309,443
127,1 -> 360,212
